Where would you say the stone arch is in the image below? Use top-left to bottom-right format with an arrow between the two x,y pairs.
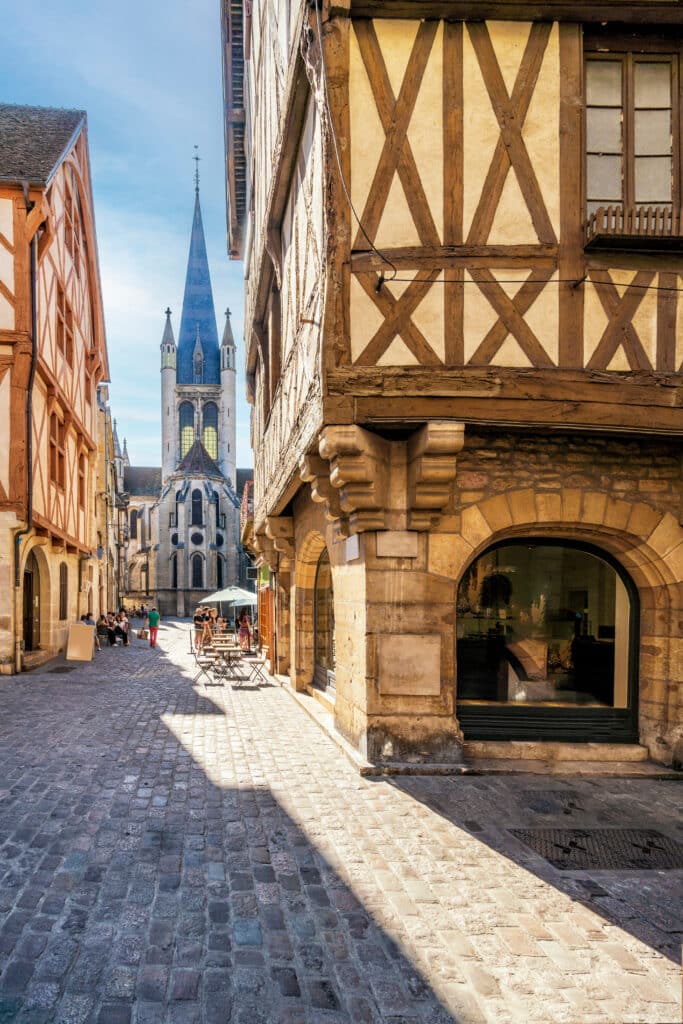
429,488 -> 683,764
19,540 -> 52,654
293,530 -> 328,692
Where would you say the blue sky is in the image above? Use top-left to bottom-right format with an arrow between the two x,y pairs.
0,0 -> 251,468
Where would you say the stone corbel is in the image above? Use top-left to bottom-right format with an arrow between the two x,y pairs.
407,421 -> 465,530
265,516 -> 294,570
319,425 -> 389,534
252,527 -> 277,572
299,454 -> 349,538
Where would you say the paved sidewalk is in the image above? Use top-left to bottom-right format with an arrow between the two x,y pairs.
0,619 -> 680,1024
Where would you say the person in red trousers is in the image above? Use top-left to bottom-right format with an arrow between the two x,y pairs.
147,607 -> 161,648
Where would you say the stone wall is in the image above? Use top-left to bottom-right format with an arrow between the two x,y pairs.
456,433 -> 682,519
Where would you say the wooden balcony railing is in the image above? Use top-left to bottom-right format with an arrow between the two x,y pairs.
586,205 -> 683,251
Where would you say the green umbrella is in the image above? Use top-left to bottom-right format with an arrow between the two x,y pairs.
202,585 -> 257,606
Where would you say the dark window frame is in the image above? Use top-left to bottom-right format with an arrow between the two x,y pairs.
191,488 -> 203,527
59,562 -> 68,621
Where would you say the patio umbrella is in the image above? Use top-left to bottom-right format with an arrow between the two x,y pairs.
202,585 -> 257,607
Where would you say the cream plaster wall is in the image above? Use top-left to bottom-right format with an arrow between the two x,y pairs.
0,198 -> 15,331
348,18 -> 563,370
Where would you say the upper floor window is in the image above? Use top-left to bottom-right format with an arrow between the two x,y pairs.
191,488 -> 203,526
49,413 -> 66,489
585,33 -> 682,247
203,402 -> 218,460
129,509 -> 138,540
56,286 -> 74,366
179,402 -> 194,459
78,453 -> 86,509
193,351 -> 204,384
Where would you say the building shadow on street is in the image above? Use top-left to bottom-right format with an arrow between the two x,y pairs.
380,773 -> 683,968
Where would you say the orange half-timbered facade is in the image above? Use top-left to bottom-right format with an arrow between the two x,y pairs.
224,1 -> 683,768
0,105 -> 109,670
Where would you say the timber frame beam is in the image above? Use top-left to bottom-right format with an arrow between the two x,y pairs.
324,367 -> 683,435
245,6 -> 311,376
344,1 -> 683,23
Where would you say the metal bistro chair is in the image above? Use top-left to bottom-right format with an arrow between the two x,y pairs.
190,630 -> 218,686
241,650 -> 269,686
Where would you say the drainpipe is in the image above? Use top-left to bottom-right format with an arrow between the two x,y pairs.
13,185 -> 39,671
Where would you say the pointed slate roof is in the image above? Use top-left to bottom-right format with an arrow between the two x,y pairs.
177,191 -> 220,385
0,104 -> 85,186
160,307 -> 175,347
124,467 -> 162,497
175,439 -> 224,479
113,419 -> 121,458
221,308 -> 235,348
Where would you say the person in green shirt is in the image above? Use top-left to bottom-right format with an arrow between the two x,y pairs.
147,607 -> 161,648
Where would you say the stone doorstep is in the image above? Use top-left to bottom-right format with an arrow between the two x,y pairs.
463,740 -> 650,763
304,682 -> 335,715
272,676 -> 683,780
21,649 -> 61,672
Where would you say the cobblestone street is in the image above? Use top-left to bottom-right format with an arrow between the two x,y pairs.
0,619 -> 680,1024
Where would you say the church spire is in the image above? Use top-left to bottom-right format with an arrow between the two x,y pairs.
176,164 -> 219,385
113,418 -> 121,458
221,308 -> 235,348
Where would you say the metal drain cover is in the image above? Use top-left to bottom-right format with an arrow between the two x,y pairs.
509,828 -> 683,870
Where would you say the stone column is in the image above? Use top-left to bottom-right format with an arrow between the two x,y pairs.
305,421 -> 465,765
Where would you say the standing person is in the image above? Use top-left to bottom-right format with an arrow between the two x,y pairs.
119,609 -> 130,646
200,607 -> 213,651
238,609 -> 251,652
148,607 -> 161,648
193,606 -> 204,652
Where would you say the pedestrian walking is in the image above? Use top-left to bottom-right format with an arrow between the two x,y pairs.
148,607 -> 161,648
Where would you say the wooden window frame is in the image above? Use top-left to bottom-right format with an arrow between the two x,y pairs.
49,413 -> 66,490
584,30 -> 683,246
78,452 -> 86,509
55,286 -> 74,367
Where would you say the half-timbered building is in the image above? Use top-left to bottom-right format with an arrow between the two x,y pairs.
223,0 -> 683,767
0,104 -> 110,670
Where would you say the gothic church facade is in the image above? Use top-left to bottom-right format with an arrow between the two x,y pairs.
123,182 -> 251,616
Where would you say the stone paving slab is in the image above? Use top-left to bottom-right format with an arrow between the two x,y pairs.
0,619 -> 680,1023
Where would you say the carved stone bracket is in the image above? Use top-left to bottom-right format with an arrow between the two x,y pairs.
407,421 -> 465,530
319,425 -> 389,534
300,422 -> 465,538
252,526 -> 277,571
299,454 -> 349,538
265,515 -> 294,569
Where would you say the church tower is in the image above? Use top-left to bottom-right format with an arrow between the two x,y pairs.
153,161 -> 242,616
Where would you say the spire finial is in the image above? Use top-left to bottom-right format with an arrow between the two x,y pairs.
193,145 -> 200,194
225,308 -> 231,318
165,306 -> 172,318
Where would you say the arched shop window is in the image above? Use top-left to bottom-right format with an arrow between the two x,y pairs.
216,555 -> 224,589
179,402 -> 194,459
203,403 -> 218,460
191,554 -> 203,589
456,540 -> 637,742
314,549 -> 335,692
